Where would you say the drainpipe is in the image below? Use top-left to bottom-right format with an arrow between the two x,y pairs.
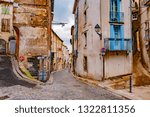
130,0 -> 133,93
100,0 -> 105,81
47,0 -> 52,80
130,0 -> 133,71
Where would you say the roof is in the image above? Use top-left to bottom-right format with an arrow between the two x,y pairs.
0,0 -> 14,3
52,30 -> 64,42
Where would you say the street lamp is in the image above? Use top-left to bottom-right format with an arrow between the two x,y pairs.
95,24 -> 105,81
95,24 -> 102,40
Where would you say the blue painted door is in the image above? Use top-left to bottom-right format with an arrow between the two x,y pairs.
111,0 -> 121,21
114,25 -> 121,50
9,40 -> 16,55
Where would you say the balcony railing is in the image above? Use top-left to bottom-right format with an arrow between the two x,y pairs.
110,11 -> 124,23
104,38 -> 132,52
143,0 -> 150,6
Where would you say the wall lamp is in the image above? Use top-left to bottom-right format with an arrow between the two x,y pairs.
95,24 -> 102,40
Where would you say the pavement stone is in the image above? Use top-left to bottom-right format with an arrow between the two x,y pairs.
0,69 -> 124,100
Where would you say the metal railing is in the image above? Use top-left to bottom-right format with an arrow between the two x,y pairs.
110,11 -> 124,23
104,38 -> 132,51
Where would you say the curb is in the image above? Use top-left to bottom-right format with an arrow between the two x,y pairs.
11,56 -> 44,85
44,69 -> 66,85
71,72 -> 142,100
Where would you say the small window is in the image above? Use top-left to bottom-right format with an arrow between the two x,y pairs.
84,32 -> 87,48
1,19 -> 10,32
83,56 -> 88,72
84,10 -> 87,25
1,7 -> 10,14
84,0 -> 87,7
145,21 -> 150,40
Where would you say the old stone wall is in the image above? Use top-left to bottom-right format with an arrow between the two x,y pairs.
13,0 -> 49,58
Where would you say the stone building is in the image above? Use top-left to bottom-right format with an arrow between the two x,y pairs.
139,0 -> 150,72
132,0 -> 150,72
51,30 -> 64,71
11,0 -> 54,78
0,0 -> 14,54
73,0 -> 132,80
62,44 -> 69,69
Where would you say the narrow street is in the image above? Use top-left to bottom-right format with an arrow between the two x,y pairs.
0,56 -> 36,88
0,62 -> 123,99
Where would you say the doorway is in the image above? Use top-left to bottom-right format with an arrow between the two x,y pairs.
0,39 -> 6,55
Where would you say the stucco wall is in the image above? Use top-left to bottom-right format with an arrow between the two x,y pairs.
74,0 -> 132,80
102,0 -> 132,78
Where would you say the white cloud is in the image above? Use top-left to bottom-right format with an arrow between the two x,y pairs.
52,0 -> 74,52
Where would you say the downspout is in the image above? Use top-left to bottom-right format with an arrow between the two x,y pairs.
100,0 -> 105,81
130,0 -> 133,74
47,0 -> 52,79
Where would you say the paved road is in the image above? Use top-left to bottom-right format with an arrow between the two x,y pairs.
0,63 -> 123,99
51,70 -> 123,100
0,56 -> 36,88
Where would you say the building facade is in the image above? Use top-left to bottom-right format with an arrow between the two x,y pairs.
132,0 -> 150,72
73,0 -> 132,80
62,44 -> 69,69
139,0 -> 150,72
11,0 -> 54,78
0,0 -> 14,54
51,30 -> 65,71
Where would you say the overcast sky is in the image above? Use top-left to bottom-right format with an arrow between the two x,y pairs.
52,0 -> 74,52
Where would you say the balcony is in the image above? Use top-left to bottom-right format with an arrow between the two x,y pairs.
110,11 -> 124,23
104,38 -> 132,52
143,0 -> 150,6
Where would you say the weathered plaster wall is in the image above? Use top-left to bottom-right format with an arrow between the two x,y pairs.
102,0 -> 132,78
75,0 -> 102,80
140,0 -> 150,72
13,0 -> 49,58
51,30 -> 64,71
0,2 -> 13,43
74,0 -> 132,80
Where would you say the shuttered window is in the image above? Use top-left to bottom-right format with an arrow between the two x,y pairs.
145,21 -> 150,40
83,56 -> 88,72
1,7 -> 10,14
1,19 -> 10,32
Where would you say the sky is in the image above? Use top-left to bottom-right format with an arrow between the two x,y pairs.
52,0 -> 74,52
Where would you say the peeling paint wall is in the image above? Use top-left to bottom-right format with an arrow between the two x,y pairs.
13,0 -> 50,63
139,0 -> 150,72
0,1 -> 14,54
51,30 -> 64,71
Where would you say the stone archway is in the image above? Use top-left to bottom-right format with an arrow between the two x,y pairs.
13,26 -> 20,59
0,39 -> 6,55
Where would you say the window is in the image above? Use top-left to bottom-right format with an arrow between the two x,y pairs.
1,19 -> 10,32
114,25 -> 121,50
84,32 -> 87,48
83,56 -> 88,72
145,21 -> 150,40
114,25 -> 121,38
1,7 -> 10,14
84,0 -> 87,7
111,0 -> 118,12
84,10 -> 87,25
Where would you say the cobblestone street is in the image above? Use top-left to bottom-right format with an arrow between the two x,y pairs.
0,58 -> 123,100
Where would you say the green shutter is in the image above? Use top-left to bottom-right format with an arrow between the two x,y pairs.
2,7 -> 10,14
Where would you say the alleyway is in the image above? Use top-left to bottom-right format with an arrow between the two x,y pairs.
0,56 -> 35,88
0,65 -> 123,99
